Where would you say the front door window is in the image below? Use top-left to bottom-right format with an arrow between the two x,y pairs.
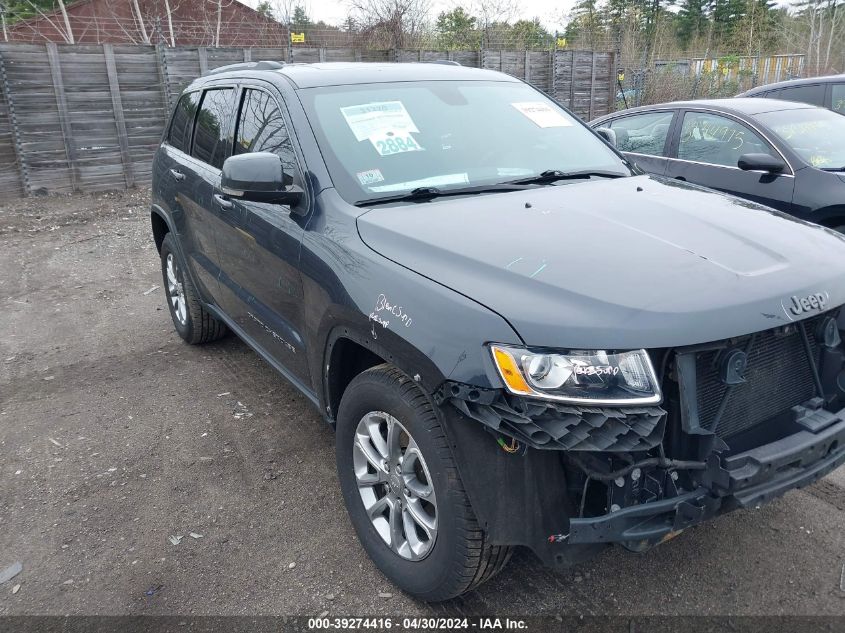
678,112 -> 773,168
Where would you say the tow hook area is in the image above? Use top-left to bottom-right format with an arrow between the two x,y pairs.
566,413 -> 845,547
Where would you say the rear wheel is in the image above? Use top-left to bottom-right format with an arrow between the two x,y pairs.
335,364 -> 511,601
159,233 -> 227,344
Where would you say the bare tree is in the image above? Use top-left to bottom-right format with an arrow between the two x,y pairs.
471,0 -> 515,47
130,0 -> 150,43
822,0 -> 842,72
348,0 -> 431,48
164,0 -> 176,46
56,0 -> 73,43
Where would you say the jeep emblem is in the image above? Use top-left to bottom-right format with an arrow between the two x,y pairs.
786,292 -> 829,317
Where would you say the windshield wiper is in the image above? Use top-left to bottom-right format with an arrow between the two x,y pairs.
820,166 -> 845,172
507,169 -> 627,185
354,183 -> 534,207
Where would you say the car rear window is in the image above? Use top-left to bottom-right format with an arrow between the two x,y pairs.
770,84 -> 826,107
167,92 -> 200,154
191,88 -> 236,169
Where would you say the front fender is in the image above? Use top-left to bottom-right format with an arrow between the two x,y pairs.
300,191 -> 523,416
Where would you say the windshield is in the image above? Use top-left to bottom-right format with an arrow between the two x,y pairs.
298,80 -> 630,204
756,107 -> 845,169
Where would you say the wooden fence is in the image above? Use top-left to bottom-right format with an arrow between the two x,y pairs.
0,43 -> 616,197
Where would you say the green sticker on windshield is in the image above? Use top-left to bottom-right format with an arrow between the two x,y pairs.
370,131 -> 424,156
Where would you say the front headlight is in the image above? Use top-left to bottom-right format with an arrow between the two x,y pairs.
490,345 -> 662,405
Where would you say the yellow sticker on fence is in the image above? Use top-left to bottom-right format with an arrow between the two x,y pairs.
291,32 -> 305,43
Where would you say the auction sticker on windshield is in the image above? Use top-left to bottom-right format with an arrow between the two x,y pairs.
511,102 -> 573,128
341,101 -> 419,141
369,130 -> 424,156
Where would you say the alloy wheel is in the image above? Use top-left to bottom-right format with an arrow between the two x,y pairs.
352,411 -> 438,560
166,253 -> 187,326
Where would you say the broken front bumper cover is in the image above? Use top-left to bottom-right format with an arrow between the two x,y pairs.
567,409 -> 845,545
435,381 -> 666,451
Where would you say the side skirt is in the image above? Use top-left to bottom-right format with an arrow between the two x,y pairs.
203,302 -> 321,409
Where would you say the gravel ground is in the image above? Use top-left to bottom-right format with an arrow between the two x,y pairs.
1,189 -> 845,617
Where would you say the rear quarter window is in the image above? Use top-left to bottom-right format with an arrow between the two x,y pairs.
167,92 -> 201,153
832,84 -> 845,114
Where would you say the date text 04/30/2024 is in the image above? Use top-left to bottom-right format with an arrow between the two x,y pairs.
307,617 -> 528,630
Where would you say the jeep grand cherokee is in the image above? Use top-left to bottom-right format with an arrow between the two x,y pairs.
150,61 -> 845,601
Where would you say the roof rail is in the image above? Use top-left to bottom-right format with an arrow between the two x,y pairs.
424,60 -> 461,66
206,60 -> 285,76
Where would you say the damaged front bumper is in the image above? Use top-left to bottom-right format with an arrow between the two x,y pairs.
567,410 -> 845,546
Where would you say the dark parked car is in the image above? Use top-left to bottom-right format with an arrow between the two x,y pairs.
151,61 -> 845,601
591,98 -> 845,232
737,74 -> 845,115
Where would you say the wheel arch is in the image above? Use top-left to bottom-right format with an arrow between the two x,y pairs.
150,205 -> 173,253
321,321 -> 446,423
812,206 -> 845,231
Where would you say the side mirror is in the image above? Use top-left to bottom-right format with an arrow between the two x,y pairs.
595,127 -> 617,147
737,153 -> 785,174
221,152 -> 303,206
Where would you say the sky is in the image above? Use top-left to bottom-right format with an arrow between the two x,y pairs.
243,1 -> 578,34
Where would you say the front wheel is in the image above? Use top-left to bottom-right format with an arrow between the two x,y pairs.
335,364 -> 511,601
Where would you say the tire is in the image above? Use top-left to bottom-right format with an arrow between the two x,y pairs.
159,232 -> 227,345
335,364 -> 512,601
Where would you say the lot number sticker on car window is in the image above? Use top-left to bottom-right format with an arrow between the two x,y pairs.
341,101 -> 419,142
511,102 -> 572,128
369,131 -> 424,156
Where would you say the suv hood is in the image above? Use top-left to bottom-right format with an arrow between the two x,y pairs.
356,175 -> 845,349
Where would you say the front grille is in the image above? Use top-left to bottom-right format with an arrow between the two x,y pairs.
695,316 -> 823,438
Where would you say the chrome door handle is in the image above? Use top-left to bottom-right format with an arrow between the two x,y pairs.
169,169 -> 185,182
214,193 -> 233,209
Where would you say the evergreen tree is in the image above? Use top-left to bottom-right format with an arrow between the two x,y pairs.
509,18 -> 551,49
3,0 -> 58,23
292,6 -> 311,28
676,0 -> 711,47
256,1 -> 274,18
435,6 -> 479,49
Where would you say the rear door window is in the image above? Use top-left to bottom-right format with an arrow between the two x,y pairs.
191,88 -> 236,169
831,84 -> 845,114
677,111 -> 773,167
168,92 -> 201,153
608,111 -> 674,156
770,84 -> 826,107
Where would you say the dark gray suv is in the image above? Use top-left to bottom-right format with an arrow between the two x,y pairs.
150,60 -> 845,601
